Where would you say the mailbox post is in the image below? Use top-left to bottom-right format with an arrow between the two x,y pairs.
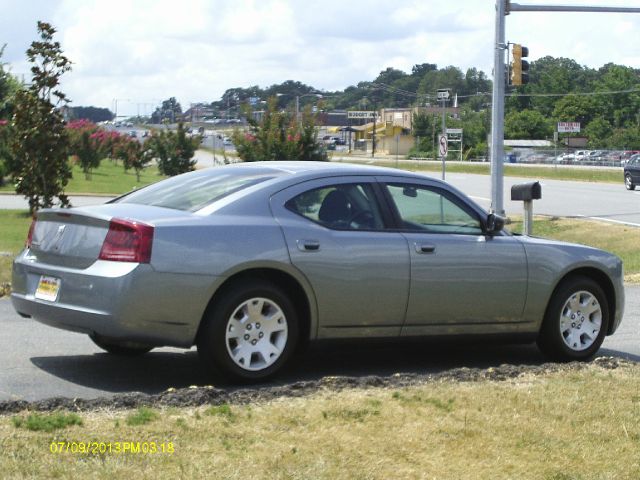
511,181 -> 542,235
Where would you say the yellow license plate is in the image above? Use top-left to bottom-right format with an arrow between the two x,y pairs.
35,276 -> 61,302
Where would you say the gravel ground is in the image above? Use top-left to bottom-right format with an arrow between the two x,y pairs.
0,356 -> 630,415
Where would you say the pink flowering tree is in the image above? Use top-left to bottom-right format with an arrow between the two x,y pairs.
67,119 -> 101,179
231,97 -> 327,162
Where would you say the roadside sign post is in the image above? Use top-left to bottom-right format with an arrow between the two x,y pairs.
439,134 -> 448,180
437,89 -> 451,180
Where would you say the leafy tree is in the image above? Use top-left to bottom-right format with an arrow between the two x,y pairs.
232,97 -> 327,162
115,138 -> 152,182
593,64 -> 640,128
0,46 -> 20,185
409,111 -> 437,156
584,118 -> 613,149
608,126 -> 640,150
67,119 -> 101,179
147,123 -> 198,176
552,95 -> 600,126
505,109 -> 553,139
151,97 -> 182,124
0,45 -> 21,120
8,22 -> 72,214
67,106 -> 113,123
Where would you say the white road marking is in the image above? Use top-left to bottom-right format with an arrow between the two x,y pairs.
576,215 -> 640,228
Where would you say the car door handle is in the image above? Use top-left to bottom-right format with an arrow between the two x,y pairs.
414,243 -> 436,254
297,239 -> 320,252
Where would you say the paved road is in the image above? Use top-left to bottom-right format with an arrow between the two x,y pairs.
1,161 -> 638,226
1,287 -> 638,402
444,172 -> 640,227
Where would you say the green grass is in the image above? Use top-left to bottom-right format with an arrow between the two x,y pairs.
11,412 -> 83,433
0,210 -> 31,285
0,159 -> 165,195
125,407 -> 159,426
368,159 -> 623,183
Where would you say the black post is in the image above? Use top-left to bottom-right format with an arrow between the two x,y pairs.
371,107 -> 377,158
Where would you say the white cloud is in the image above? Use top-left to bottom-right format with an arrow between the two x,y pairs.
1,0 -> 638,116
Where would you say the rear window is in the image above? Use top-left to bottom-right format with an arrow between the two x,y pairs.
114,170 -> 277,212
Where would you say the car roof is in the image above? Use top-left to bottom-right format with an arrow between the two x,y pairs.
217,160 -> 435,180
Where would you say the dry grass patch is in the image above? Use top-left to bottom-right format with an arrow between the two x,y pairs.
2,363 -> 640,479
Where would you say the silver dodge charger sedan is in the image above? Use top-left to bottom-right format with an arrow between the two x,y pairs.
11,162 -> 625,381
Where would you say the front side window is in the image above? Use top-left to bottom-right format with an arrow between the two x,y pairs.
286,183 -> 384,231
386,183 -> 483,235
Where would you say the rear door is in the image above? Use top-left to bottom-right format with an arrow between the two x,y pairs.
270,176 -> 410,337
377,177 -> 528,334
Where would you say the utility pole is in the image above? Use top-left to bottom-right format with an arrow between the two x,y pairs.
489,0 -> 640,215
490,0 -> 507,214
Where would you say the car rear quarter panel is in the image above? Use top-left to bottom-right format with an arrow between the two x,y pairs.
149,198 -> 319,342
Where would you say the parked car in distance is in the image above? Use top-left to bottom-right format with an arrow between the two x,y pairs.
574,150 -> 589,162
624,153 -> 640,190
11,163 -> 625,382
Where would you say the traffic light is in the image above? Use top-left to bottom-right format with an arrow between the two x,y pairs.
511,44 -> 529,86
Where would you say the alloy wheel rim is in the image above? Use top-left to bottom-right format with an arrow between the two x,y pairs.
625,175 -> 632,188
559,290 -> 602,351
225,297 -> 288,371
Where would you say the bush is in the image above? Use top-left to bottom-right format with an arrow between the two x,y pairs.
232,97 -> 327,162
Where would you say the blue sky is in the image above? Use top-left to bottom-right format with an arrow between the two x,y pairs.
2,0 -> 639,116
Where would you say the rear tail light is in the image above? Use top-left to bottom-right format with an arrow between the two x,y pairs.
26,218 -> 37,248
99,218 -> 154,263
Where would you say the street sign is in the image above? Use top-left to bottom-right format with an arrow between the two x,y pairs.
347,111 -> 376,119
437,89 -> 450,100
557,122 -> 581,133
446,128 -> 463,135
438,134 -> 448,157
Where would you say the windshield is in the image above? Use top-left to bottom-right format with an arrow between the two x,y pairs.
114,169 -> 279,212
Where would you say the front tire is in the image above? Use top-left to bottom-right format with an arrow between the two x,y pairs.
197,280 -> 299,382
625,173 -> 635,190
89,334 -> 153,356
537,276 -> 609,361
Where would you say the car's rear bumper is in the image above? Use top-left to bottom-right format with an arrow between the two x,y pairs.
11,251 -> 219,347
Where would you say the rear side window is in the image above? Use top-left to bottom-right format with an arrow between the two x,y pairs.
115,170 -> 277,212
286,183 -> 384,231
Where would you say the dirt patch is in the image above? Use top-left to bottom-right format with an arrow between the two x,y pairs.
0,356 -> 630,415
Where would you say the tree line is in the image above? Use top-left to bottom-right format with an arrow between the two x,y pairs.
0,23 -> 199,214
1,22 -> 639,212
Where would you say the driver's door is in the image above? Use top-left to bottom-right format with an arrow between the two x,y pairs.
378,178 -> 528,334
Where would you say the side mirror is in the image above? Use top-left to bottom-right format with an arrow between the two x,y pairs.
486,213 -> 505,235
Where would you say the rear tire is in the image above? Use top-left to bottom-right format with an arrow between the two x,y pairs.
197,280 -> 298,383
625,173 -> 635,190
537,276 -> 609,361
89,334 -> 153,356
